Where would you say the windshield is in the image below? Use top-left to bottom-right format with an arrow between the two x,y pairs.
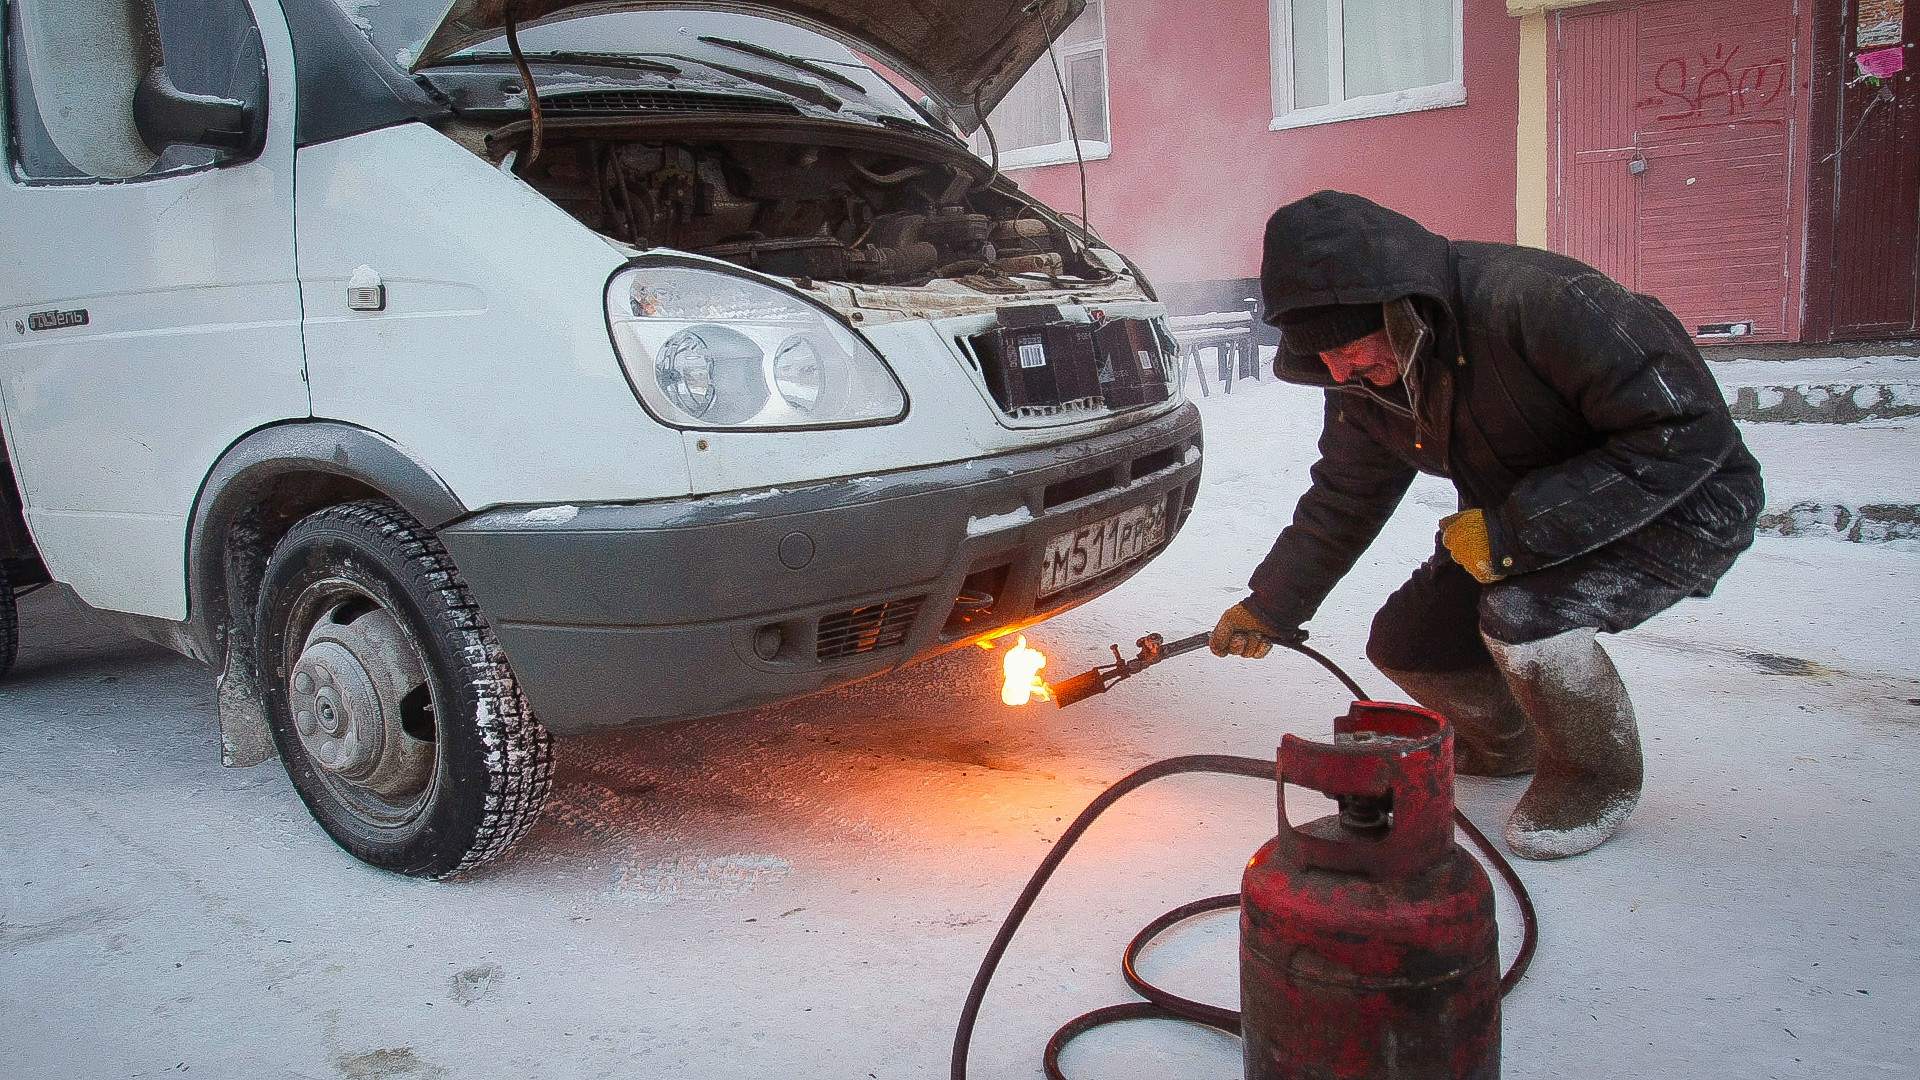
332,0 -> 444,68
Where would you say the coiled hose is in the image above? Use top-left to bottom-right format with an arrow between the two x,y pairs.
950,643 -> 1538,1080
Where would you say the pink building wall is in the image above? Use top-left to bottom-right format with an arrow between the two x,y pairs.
1009,0 -> 1523,291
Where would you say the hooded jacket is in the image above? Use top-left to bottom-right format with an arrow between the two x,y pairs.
1245,192 -> 1763,632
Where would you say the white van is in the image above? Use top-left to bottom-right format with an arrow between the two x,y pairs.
0,0 -> 1202,876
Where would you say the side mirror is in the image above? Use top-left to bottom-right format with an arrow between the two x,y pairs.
132,65 -> 261,159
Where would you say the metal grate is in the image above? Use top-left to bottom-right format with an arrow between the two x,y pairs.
543,90 -> 801,117
817,597 -> 924,660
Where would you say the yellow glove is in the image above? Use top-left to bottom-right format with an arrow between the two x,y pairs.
1210,602 -> 1278,659
1440,509 -> 1506,584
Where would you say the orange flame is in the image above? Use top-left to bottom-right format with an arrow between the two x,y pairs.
1001,635 -> 1051,705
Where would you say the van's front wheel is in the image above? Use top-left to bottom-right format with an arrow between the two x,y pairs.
257,501 -> 552,878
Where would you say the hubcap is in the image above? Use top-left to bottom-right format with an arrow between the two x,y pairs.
287,594 -> 435,810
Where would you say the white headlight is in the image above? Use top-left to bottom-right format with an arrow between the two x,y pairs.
607,264 -> 905,429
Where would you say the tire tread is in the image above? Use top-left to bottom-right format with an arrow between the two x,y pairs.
271,500 -> 553,877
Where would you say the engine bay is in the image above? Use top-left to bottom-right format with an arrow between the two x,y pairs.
485,120 -> 1120,289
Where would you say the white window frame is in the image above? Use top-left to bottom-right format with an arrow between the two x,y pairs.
973,6 -> 1112,170
1268,0 -> 1466,131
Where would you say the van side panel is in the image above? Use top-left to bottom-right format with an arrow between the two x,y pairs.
0,0 -> 307,620
293,123 -> 692,508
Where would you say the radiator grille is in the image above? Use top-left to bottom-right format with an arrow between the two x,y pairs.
543,90 -> 800,117
816,597 -> 924,660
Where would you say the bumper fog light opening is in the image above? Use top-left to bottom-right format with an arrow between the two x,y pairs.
753,625 -> 787,662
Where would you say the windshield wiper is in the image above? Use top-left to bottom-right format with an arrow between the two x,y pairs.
700,59 -> 842,110
436,51 -> 682,75
697,35 -> 866,93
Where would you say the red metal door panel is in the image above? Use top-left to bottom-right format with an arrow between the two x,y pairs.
1632,0 -> 1799,340
1557,9 -> 1639,288
1555,0 -> 1801,343
1637,131 -> 1795,336
1828,1 -> 1920,339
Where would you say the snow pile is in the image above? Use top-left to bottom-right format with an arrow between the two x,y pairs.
966,506 -> 1035,536
519,504 -> 580,525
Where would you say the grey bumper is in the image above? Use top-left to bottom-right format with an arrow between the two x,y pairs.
439,403 -> 1202,734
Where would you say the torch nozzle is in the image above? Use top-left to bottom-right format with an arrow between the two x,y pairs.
1048,631 -> 1214,708
1048,667 -> 1117,708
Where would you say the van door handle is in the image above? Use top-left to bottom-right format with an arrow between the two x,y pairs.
347,265 -> 386,311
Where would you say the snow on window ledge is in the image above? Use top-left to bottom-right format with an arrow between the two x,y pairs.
991,140 -> 1113,172
1269,82 -> 1467,131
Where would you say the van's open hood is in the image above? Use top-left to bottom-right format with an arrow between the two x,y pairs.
410,0 -> 1085,131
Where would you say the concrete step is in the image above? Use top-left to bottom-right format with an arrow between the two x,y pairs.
1755,501 -> 1918,543
1710,356 -> 1920,423
1736,420 -> 1919,545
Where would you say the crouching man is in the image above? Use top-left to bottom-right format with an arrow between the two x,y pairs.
1214,192 -> 1763,860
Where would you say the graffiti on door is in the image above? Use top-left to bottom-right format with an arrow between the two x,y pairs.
1641,44 -> 1788,123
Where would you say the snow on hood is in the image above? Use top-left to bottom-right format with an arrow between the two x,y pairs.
409,0 -> 1087,131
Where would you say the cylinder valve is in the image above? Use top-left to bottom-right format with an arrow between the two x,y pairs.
1240,701 -> 1500,1079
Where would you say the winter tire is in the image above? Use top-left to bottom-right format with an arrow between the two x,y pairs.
257,500 -> 553,878
0,560 -> 17,681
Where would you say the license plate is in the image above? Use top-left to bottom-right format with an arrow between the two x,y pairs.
1038,500 -> 1169,597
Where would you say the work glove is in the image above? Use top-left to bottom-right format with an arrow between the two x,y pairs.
1211,601 -> 1289,659
1440,509 -> 1506,584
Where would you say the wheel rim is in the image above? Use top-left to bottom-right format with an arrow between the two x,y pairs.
283,581 -> 438,824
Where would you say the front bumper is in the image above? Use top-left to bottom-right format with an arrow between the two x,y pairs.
439,403 -> 1202,734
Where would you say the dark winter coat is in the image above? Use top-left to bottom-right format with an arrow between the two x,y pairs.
1245,192 -> 1764,632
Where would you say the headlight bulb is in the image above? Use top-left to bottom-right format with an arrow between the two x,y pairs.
656,326 -> 767,425
657,331 -> 716,417
772,335 -> 825,411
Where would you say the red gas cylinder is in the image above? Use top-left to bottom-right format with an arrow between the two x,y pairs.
1240,701 -> 1499,1080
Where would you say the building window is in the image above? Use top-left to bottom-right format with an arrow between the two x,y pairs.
971,1 -> 1109,170
1269,0 -> 1464,130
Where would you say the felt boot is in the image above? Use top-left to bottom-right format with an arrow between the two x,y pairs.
1377,664 -> 1539,777
1483,628 -> 1643,860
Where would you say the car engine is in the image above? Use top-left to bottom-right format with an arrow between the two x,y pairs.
495,125 -> 1113,288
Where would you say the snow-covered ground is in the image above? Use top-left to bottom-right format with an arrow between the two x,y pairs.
2,376 -> 1916,1079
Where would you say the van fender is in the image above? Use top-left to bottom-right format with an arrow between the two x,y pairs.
188,421 -> 467,765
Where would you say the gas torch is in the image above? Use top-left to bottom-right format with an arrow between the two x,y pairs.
1004,627 -> 1358,709
997,632 -> 1210,708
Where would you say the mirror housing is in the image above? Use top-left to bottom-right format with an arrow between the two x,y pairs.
133,66 -> 262,160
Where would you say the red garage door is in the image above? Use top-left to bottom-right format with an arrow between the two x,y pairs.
1554,0 -> 1802,343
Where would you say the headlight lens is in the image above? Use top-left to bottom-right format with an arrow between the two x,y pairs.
771,335 -> 826,410
1152,317 -> 1187,400
658,325 -> 767,423
607,265 -> 905,429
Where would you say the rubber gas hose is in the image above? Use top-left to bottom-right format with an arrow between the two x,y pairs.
950,644 -> 1538,1080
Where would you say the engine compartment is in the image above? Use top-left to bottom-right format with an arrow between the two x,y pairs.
492,122 -> 1117,289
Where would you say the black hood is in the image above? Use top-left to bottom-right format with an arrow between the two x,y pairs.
1261,191 -> 1455,387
